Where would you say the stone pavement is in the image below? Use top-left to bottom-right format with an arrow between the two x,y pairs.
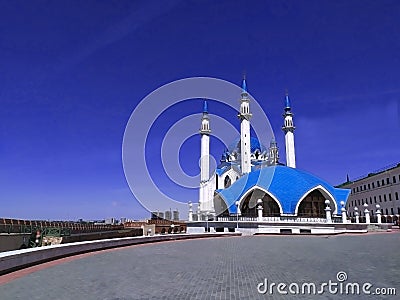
0,233 -> 399,299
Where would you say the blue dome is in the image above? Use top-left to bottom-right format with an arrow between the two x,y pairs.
216,165 -> 350,215
228,137 -> 266,153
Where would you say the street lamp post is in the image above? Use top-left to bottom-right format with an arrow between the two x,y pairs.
376,204 -> 382,224
340,201 -> 347,224
354,207 -> 359,223
235,201 -> 240,231
206,212 -> 209,233
364,203 -> 370,224
325,200 -> 332,223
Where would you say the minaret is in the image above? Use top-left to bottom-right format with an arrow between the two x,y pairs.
238,77 -> 252,174
282,91 -> 296,168
199,100 -> 211,211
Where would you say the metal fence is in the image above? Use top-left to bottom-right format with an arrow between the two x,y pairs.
215,215 -> 343,223
0,218 -> 124,235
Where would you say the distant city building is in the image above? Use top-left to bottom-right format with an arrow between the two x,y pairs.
150,211 -> 165,220
120,217 -> 127,224
340,163 -> 400,218
164,210 -> 172,221
105,218 -> 116,225
173,210 -> 179,221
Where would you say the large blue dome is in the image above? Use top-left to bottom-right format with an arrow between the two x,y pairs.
216,165 -> 350,215
227,136 -> 266,153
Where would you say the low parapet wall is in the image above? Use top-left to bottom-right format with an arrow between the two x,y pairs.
0,233 -> 240,275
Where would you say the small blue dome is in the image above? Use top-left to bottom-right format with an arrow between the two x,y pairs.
228,137 -> 266,153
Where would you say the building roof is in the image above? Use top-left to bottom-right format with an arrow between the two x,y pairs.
338,162 -> 400,187
217,165 -> 350,215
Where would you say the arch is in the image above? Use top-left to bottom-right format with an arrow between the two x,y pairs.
297,190 -> 326,217
294,185 -> 338,216
238,186 -> 283,216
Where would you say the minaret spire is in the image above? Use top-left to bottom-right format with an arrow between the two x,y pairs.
282,91 -> 296,168
203,100 -> 208,113
199,100 -> 212,212
242,73 -> 247,93
238,75 -> 252,174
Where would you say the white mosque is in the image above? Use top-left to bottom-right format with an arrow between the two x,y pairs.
194,78 -> 351,222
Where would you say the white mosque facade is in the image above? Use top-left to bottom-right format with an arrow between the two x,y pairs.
195,79 -> 351,222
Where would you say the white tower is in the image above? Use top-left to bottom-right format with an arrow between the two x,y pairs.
282,92 -> 296,168
199,100 -> 211,212
238,78 -> 252,174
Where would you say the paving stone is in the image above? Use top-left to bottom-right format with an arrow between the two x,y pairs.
0,234 -> 399,299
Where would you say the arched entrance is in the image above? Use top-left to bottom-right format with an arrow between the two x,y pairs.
297,190 -> 326,217
241,189 -> 280,217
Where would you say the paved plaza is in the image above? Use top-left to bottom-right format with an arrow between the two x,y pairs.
0,233 -> 399,299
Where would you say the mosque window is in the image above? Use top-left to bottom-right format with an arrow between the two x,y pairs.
389,194 -> 392,201
374,196 -> 377,203
377,181 -> 380,187
370,197 -> 372,204
398,208 -> 400,215
382,179 -> 385,186
385,208 -> 388,215
372,182 -> 375,188
224,176 -> 231,188
368,184 -> 370,189
384,194 -> 387,202
393,176 -> 396,183
386,178 -> 390,184
391,208 -> 394,215
379,195 -> 382,202
364,184 -> 366,190
396,192 -> 399,200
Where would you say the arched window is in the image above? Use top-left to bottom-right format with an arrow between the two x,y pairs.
297,190 -> 326,218
224,176 -> 231,188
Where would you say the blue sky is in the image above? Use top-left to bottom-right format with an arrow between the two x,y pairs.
0,0 -> 399,220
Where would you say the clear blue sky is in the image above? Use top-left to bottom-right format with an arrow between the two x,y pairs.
0,0 -> 399,220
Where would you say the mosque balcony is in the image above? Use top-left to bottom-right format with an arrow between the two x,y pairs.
199,128 -> 211,135
237,112 -> 252,121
